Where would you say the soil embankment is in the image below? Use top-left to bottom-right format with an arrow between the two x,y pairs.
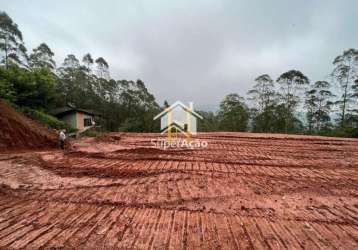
0,100 -> 57,151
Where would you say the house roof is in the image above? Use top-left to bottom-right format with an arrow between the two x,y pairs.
50,103 -> 100,117
153,101 -> 203,120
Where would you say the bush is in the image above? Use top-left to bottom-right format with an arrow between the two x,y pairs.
20,107 -> 74,132
339,127 -> 358,138
81,129 -> 100,137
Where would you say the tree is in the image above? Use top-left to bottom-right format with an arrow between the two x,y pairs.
345,78 -> 358,132
352,78 -> 358,116
331,49 -> 358,128
57,54 -> 84,104
0,64 -> 58,109
248,74 -> 275,111
58,54 -> 80,80
247,74 -> 277,132
218,93 -> 249,131
117,79 -> 160,132
82,53 -> 94,73
197,111 -> 218,132
95,57 -> 109,79
305,81 -> 334,133
0,11 -> 27,67
271,103 -> 304,133
353,79 -> 358,99
29,43 -> 56,70
277,70 -> 309,133
0,67 -> 16,102
305,89 -> 317,133
63,54 -> 80,68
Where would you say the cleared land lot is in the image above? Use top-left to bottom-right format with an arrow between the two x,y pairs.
0,132 -> 357,249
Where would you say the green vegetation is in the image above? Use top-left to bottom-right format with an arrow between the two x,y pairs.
0,11 -> 160,133
0,11 -> 357,137
197,58 -> 357,137
80,129 -> 101,137
19,107 -> 73,131
217,93 -> 249,131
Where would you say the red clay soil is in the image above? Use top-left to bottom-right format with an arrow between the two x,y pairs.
0,100 -> 57,151
0,132 -> 357,249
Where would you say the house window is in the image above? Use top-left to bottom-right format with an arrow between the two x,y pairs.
84,118 -> 92,127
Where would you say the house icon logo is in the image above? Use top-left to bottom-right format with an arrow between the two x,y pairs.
154,101 -> 203,141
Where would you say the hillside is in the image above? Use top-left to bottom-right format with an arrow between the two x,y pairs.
0,100 -> 57,151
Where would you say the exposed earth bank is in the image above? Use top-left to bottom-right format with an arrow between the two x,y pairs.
0,100 -> 57,151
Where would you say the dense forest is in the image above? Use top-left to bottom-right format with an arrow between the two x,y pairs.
1,11 -> 357,137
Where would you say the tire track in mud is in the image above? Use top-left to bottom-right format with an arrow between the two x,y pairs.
0,132 -> 357,249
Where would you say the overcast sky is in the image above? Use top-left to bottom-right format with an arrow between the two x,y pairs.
1,0 -> 357,110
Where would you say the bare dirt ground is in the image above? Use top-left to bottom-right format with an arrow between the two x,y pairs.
0,132 -> 357,249
0,100 -> 57,151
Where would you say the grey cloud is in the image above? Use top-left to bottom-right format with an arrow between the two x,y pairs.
1,0 -> 357,110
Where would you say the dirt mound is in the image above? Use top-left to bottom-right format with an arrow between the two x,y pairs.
95,132 -> 122,142
0,100 -> 57,151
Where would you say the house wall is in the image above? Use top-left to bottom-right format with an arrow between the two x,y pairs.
76,112 -> 84,130
59,112 -> 94,131
61,113 -> 77,129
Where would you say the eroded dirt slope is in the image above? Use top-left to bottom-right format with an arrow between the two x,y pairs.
0,100 -> 57,151
0,132 -> 357,249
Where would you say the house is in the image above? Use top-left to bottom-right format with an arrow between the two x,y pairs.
51,103 -> 99,132
153,101 -> 202,137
